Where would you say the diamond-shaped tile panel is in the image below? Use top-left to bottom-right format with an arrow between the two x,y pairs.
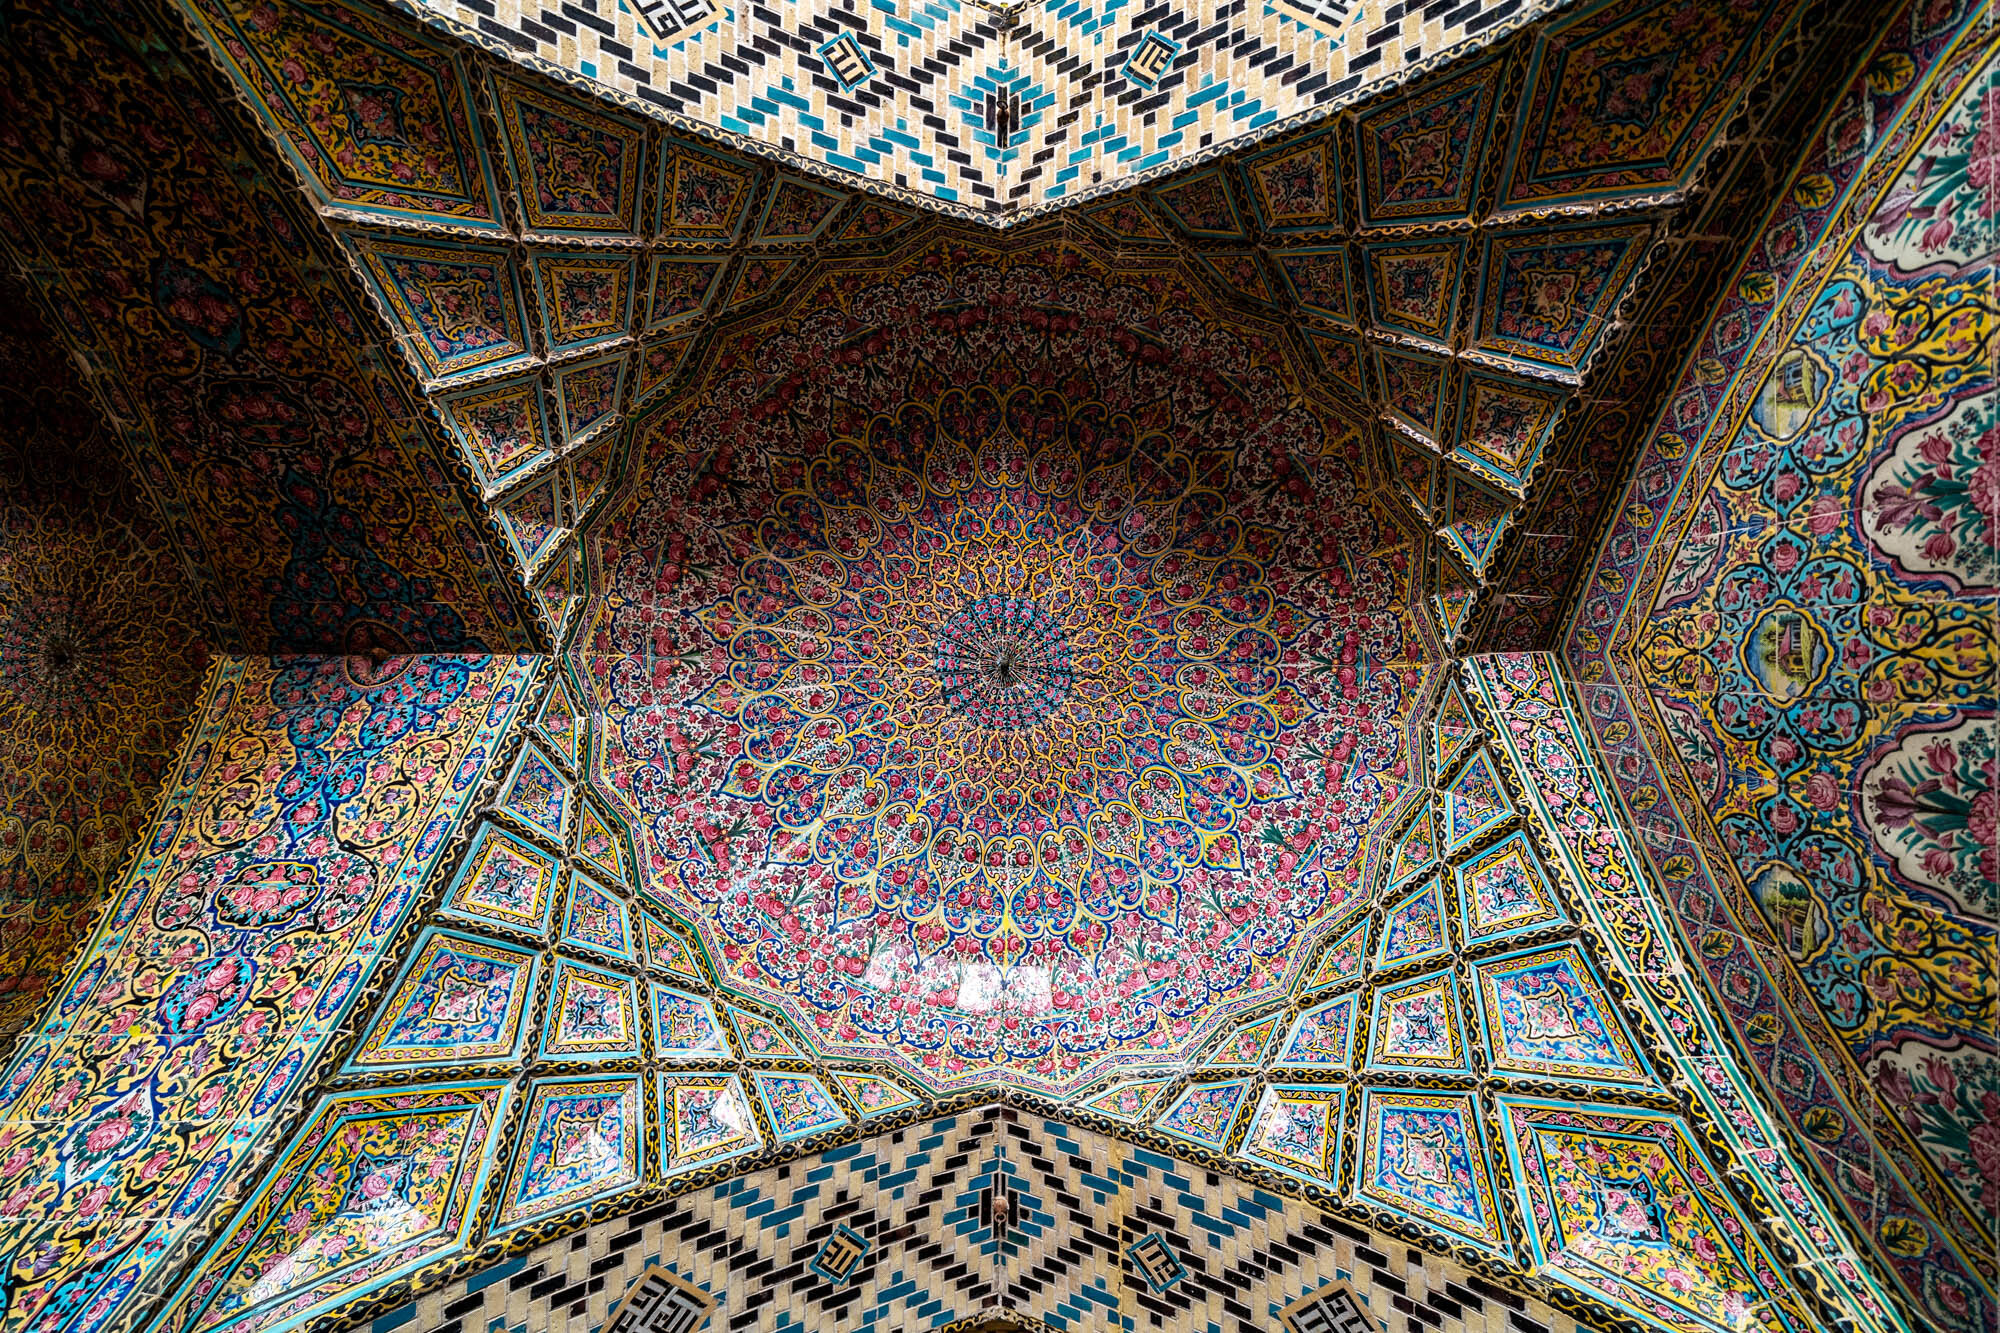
657,143 -> 756,241
726,256 -> 797,314
1387,805 -> 1438,888
1363,239 -> 1464,344
756,176 -> 845,243
1304,915 -> 1369,992
345,927 -> 540,1070
493,75 -> 646,237
830,1071 -> 922,1120
1439,469 -> 1517,577
349,233 -> 531,382
1355,1089 -> 1508,1257
1457,829 -> 1568,945
1377,877 -> 1450,970
1431,676 -> 1478,780
651,982 -> 731,1060
534,542 -> 581,628
1431,548 -> 1478,645
1081,197 -> 1167,241
567,435 -> 620,522
658,1074 -> 763,1179
182,0 -> 502,229
727,1005 -> 805,1059
168,1083 -> 507,1332
1239,1085 -> 1346,1189
574,798 -> 632,884
1451,370 -> 1563,491
561,870 -> 634,962
499,739 -> 570,842
494,1075 -> 643,1232
441,820 -> 558,936
835,200 -> 917,243
1153,171 -> 1244,238
1197,251 -> 1276,306
1207,1012 -> 1283,1068
1365,968 -> 1471,1075
1355,56 -> 1500,227
536,670 -> 582,767
751,1072 -> 849,1143
644,256 -> 728,333
1476,222 -> 1653,373
1080,1078 -> 1174,1124
1442,749 -> 1514,852
1277,993 -> 1358,1069
532,251 -> 637,354
553,353 -> 626,444
1241,133 -> 1340,232
497,469 -> 566,570
440,376 -> 552,492
542,959 -> 642,1061
1274,247 -> 1356,327
638,911 -> 704,984
1378,348 -> 1450,440
1496,1098 -> 1808,1328
1304,328 -> 1367,403
1154,1079 -> 1252,1151
1474,944 -> 1652,1086
633,333 -> 696,406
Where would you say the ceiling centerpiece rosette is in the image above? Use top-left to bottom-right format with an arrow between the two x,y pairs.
585,241 -> 1424,1096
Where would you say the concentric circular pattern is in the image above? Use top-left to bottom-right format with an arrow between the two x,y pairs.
591,252 -> 1422,1095
935,596 -> 1074,731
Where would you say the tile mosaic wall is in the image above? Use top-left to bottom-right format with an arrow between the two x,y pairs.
407,0 -> 1560,218
1553,10 -> 1999,1331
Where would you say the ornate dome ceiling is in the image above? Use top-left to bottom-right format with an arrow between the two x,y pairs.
583,237 -> 1422,1096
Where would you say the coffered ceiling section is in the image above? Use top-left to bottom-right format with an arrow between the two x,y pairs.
407,0 -> 1565,217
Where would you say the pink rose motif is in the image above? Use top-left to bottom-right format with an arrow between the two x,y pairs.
84,1114 -> 131,1156
1768,804 -> 1799,835
1802,772 -> 1840,811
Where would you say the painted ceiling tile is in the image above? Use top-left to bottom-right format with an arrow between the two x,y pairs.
1239,1084 -> 1347,1189
1497,1099 -> 1809,1333
638,911 -> 705,984
831,1071 -> 924,1121
574,798 -> 633,884
1439,469 -> 1517,577
180,0 -> 502,229
1376,877 -> 1451,971
1365,968 -> 1471,1075
495,1075 -> 644,1232
1303,327 -> 1368,401
1387,805 -> 1439,888
1430,676 -> 1479,780
177,1083 -> 509,1333
532,251 -> 638,354
657,144 -> 758,241
1304,916 -> 1371,992
1442,749 -> 1515,853
561,871 -> 635,962
1475,222 -> 1653,373
1152,171 -> 1245,238
1079,1078 -> 1175,1124
1502,0 -> 1791,208
1241,134 -> 1341,232
497,469 -> 567,571
1195,251 -> 1277,306
633,333 -> 697,406
1153,1079 -> 1253,1152
1456,829 -> 1568,945
644,255 -> 730,332
1207,1012 -> 1283,1069
345,928 -> 540,1070
1081,197 -> 1167,241
1473,944 -> 1652,1086
441,820 -> 559,936
1376,348 -> 1451,440
1364,238 -> 1465,344
541,959 -> 642,1061
651,982 -> 732,1060
751,1072 -> 850,1143
498,739 -> 571,842
728,1006 -> 807,1059
1355,1089 -> 1508,1258
1274,247 -> 1357,327
536,672 -> 582,768
533,543 -> 582,628
1355,56 -> 1500,227
440,376 -> 553,492
567,435 -> 620,523
756,176 -> 848,244
725,255 -> 798,313
1451,369 -> 1564,492
658,1074 -> 763,1179
348,233 -> 532,382
492,75 -> 648,237
835,200 -> 918,243
553,354 -> 627,445
1278,993 -> 1358,1069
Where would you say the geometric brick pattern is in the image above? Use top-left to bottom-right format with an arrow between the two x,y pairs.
384,1106 -> 1585,1333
